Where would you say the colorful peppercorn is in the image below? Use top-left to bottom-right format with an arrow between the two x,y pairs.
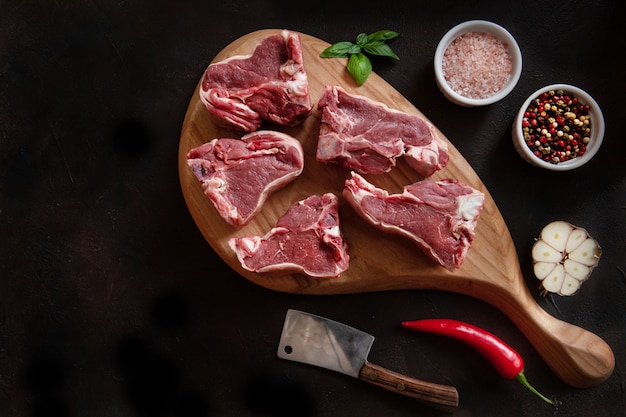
522,89 -> 592,164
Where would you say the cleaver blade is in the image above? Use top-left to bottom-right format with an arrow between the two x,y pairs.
277,309 -> 459,408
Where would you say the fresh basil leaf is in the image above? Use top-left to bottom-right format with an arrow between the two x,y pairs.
356,33 -> 368,46
320,41 -> 355,58
366,30 -> 400,43
363,42 -> 399,60
347,53 -> 372,86
322,30 -> 400,85
347,43 -> 361,55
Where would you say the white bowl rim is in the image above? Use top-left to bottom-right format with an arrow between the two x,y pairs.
434,20 -> 523,106
513,83 -> 605,171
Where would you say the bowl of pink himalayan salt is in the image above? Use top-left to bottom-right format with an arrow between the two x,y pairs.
434,20 -> 522,106
512,84 -> 605,171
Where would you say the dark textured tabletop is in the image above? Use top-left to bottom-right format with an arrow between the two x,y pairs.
2,1 -> 625,416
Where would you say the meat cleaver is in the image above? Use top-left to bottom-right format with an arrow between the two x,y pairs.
277,309 -> 459,408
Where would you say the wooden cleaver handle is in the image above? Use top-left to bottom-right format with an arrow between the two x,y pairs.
359,361 -> 459,408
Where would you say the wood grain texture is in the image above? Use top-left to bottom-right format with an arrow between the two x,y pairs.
177,29 -> 614,388
359,362 -> 459,409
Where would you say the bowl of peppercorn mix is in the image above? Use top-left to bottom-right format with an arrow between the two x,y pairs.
513,84 -> 605,171
434,20 -> 522,106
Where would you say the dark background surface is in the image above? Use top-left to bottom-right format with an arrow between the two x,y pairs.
2,1 -> 625,416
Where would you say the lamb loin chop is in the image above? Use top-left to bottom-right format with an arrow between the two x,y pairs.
199,30 -> 312,132
316,85 -> 449,176
229,193 -> 350,278
186,130 -> 304,228
343,172 -> 484,270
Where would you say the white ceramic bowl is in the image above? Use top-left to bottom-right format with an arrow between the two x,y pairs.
512,84 -> 605,171
434,20 -> 522,106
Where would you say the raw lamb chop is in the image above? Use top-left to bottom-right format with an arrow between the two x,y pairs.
199,30 -> 312,132
186,130 -> 304,228
343,172 -> 484,270
316,85 -> 449,176
229,193 -> 350,278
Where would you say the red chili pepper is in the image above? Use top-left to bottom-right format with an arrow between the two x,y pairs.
401,319 -> 560,406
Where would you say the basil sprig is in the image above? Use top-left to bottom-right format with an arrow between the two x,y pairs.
320,30 -> 400,85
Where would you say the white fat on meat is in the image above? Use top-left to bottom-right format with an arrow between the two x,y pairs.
229,193 -> 350,278
403,129 -> 450,177
343,172 -> 484,270
186,130 -> 304,228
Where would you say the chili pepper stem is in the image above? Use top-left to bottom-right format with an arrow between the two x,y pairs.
516,371 -> 560,406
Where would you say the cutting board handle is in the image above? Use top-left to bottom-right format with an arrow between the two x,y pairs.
498,285 -> 615,388
359,361 -> 459,409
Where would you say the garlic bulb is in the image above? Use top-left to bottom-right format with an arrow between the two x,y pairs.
532,221 -> 601,296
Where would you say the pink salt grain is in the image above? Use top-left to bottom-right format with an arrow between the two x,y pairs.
442,32 -> 512,100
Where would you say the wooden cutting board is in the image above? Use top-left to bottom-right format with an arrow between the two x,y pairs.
178,29 -> 614,389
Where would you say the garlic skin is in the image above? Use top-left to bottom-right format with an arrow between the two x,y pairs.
532,221 -> 601,296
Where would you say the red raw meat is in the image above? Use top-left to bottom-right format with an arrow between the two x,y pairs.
343,172 -> 484,270
186,130 -> 304,228
316,85 -> 449,176
229,193 -> 350,278
200,30 -> 312,132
